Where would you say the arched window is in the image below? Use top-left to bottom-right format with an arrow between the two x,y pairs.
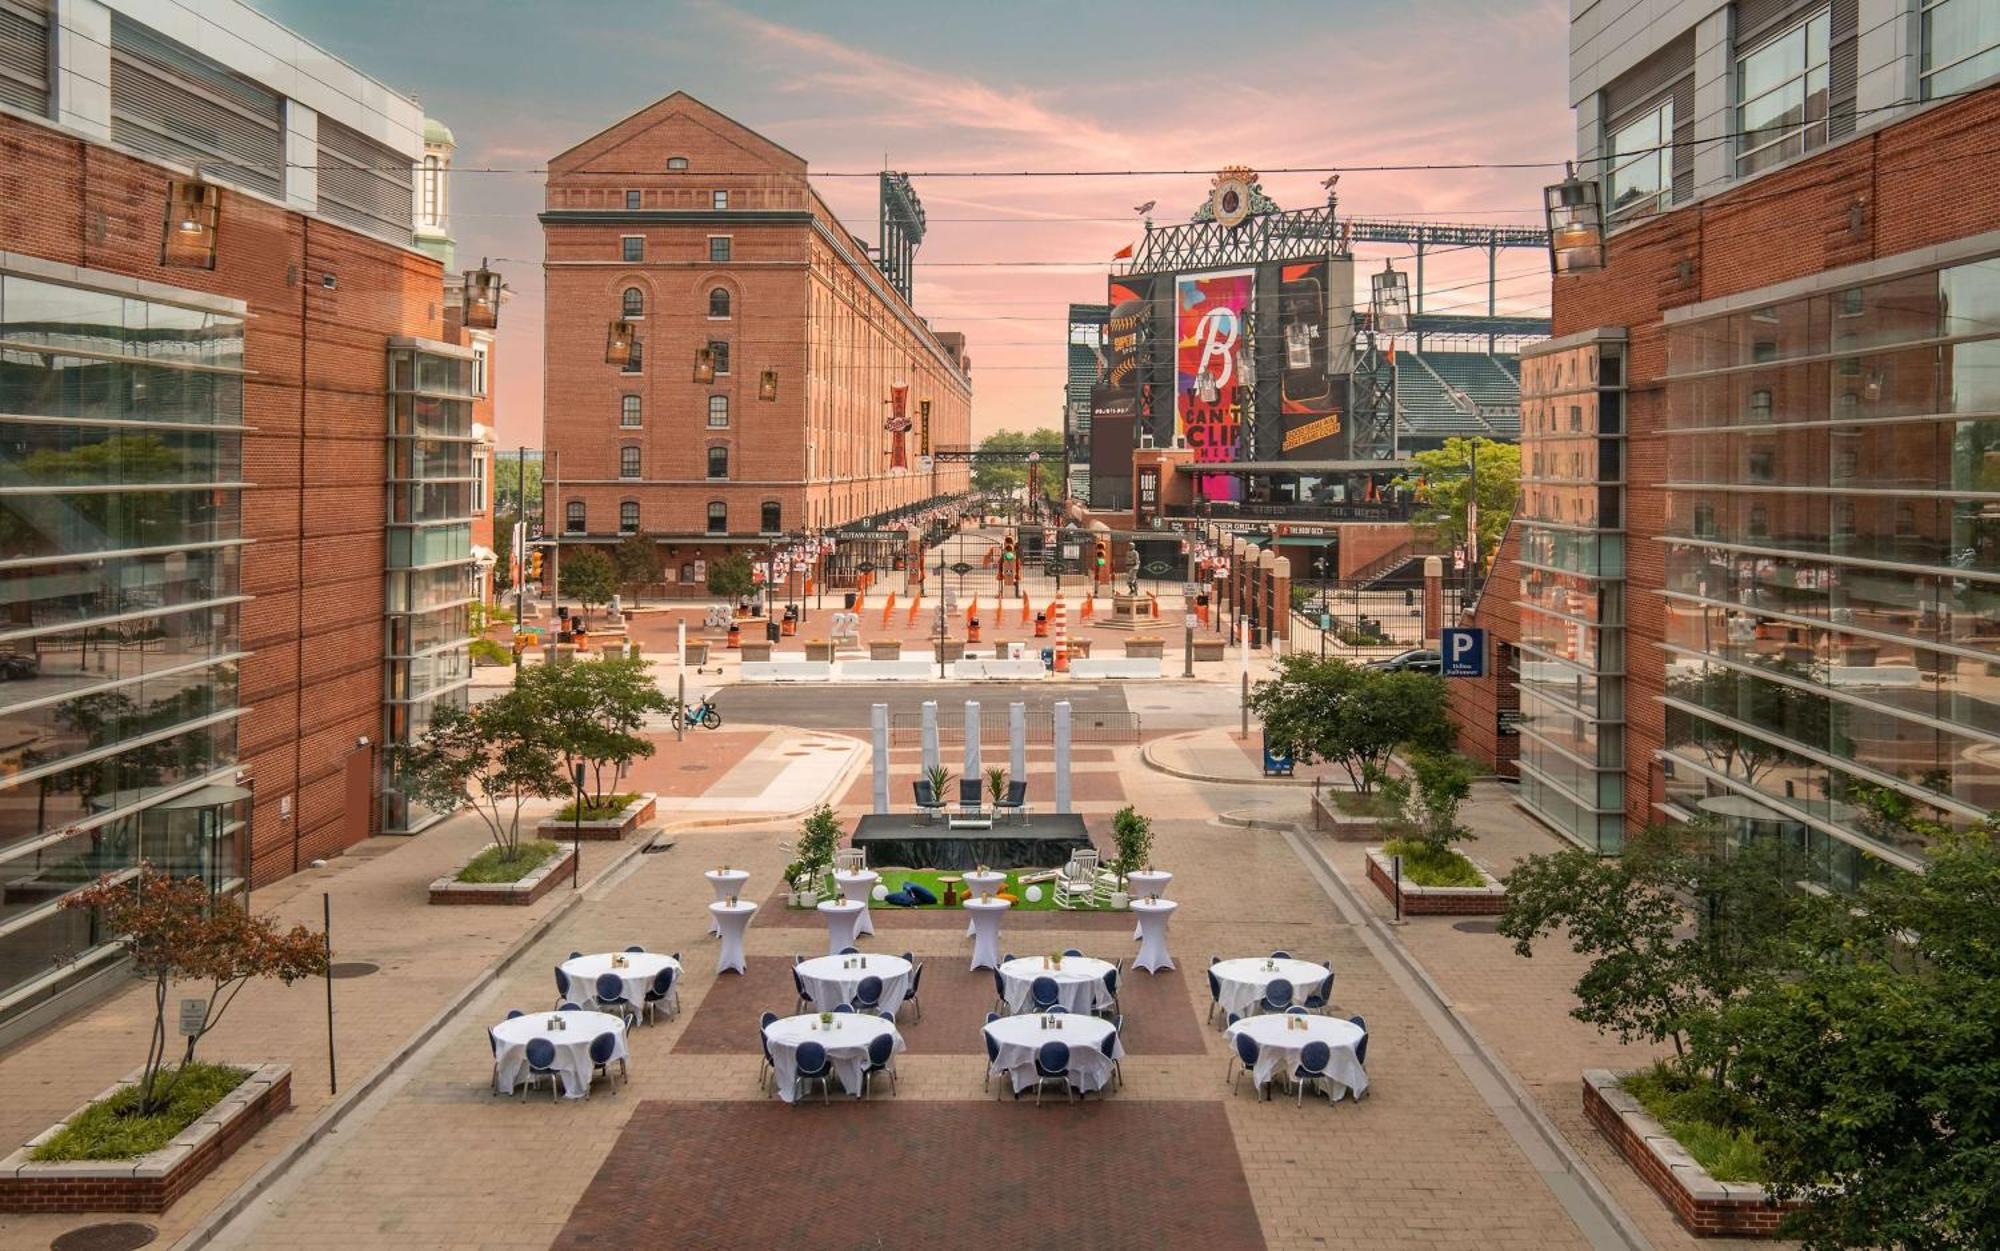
707,446 -> 729,479
709,287 -> 731,318
619,501 -> 640,533
706,501 -> 727,534
621,287 -> 644,318
760,501 -> 781,534
707,395 -> 729,428
565,501 -> 585,533
620,395 -> 641,427
667,156 -> 689,171
620,446 -> 641,478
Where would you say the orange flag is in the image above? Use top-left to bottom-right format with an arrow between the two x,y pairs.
1019,598 -> 1030,625
1112,241 -> 1134,260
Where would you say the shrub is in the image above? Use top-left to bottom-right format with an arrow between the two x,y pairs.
456,840 -> 561,884
31,1062 -> 248,1161
469,637 -> 512,667
553,792 -> 639,822
1110,806 -> 1154,885
1621,1062 -> 1766,1183
1378,837 -> 1486,888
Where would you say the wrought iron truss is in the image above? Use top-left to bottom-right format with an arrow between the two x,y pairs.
927,446 -> 1046,462
1349,332 -> 1399,462
1119,204 -> 1548,277
877,173 -> 926,303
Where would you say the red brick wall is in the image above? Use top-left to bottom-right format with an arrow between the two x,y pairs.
1,114 -> 447,886
1447,524 -> 1522,777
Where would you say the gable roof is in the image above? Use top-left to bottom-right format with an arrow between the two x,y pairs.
547,91 -> 808,174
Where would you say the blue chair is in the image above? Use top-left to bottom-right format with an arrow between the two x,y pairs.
488,1028 -> 505,1094
863,1031 -> 898,1096
1032,1040 -> 1073,1105
792,966 -> 812,1015
996,779 -> 1028,824
595,972 -> 636,1025
1230,1030 -> 1261,1096
1293,1040 -> 1333,1106
1302,971 -> 1334,1014
1099,967 -> 1120,1017
1206,967 -> 1224,1025
553,966 -> 571,1008
757,1011 -> 779,1092
913,778 -> 946,823
587,1031 -> 625,1095
879,1010 -> 896,1022
523,1036 -> 561,1101
568,951 -> 582,960
792,1040 -> 833,1104
957,777 -> 984,816
1286,1006 -> 1309,1015
833,1003 -> 854,1013
903,961 -> 925,1022
624,945 -> 645,953
1062,948 -> 1083,957
983,1014 -> 1004,1094
1107,1015 -> 1125,1091
1259,978 -> 1294,1015
643,966 -> 679,1024
1270,950 -> 1293,959
505,1008 -> 525,1019
1350,1015 -> 1369,1070
839,945 -> 860,956
992,967 -> 1009,1014
557,1001 -> 582,1012
1029,976 -> 1061,1013
854,975 -> 884,1013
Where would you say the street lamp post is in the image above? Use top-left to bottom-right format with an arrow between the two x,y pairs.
1313,555 -> 1328,658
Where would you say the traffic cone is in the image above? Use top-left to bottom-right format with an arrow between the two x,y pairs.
1019,598 -> 1030,625
1080,598 -> 1094,620
881,594 -> 896,628
907,599 -> 920,626
1149,595 -> 1160,619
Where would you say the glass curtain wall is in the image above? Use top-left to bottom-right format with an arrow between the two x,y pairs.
1661,254 -> 2000,882
0,268 -> 248,1019
1514,333 -> 1629,852
383,342 -> 476,834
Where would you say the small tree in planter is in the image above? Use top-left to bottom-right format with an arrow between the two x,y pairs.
793,804 -> 842,900
613,532 -> 663,607
1248,654 -> 1452,793
923,763 -> 952,803
389,692 -> 566,870
1372,752 -> 1483,887
706,553 -> 755,603
558,548 -> 617,624
986,766 -> 1008,811
60,868 -> 325,1118
517,655 -> 671,814
1108,806 -> 1154,908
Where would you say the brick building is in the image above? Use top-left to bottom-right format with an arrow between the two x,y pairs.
1450,0 -> 2000,885
539,93 -> 971,592
0,0 -> 481,1029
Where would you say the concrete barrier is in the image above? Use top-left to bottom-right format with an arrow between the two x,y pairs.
950,658 -> 1047,680
835,660 -> 936,681
740,660 -> 834,682
1070,658 -> 1163,679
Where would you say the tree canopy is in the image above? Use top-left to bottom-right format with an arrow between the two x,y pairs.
513,655 -> 670,806
971,427 -> 1061,494
613,533 -> 663,606
1247,654 -> 1452,792
706,552 -> 755,600
558,548 -> 616,618
1396,436 -> 1520,563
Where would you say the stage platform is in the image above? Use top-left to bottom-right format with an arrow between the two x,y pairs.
850,813 -> 1094,871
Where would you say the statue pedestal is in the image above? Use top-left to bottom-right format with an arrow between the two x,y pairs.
1099,594 -> 1151,631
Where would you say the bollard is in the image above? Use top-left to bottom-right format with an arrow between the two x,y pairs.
1392,853 -> 1405,925
676,672 -> 686,743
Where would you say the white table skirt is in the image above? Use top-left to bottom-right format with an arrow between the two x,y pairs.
984,1013 -> 1123,1094
1226,1015 -> 1368,1099
795,954 -> 913,1015
998,957 -> 1115,1015
705,870 -> 750,934
559,953 -> 680,1015
710,901 -> 757,974
1130,898 -> 1177,972
833,871 -> 880,936
764,1013 -> 903,1103
493,1011 -> 628,1098
817,899 -> 867,954
964,898 -> 1010,970
1126,870 -> 1172,939
962,871 -> 1007,935
1211,958 -> 1332,1022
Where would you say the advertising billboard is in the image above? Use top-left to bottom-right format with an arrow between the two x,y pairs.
1175,269 -> 1254,500
1277,260 -> 1344,460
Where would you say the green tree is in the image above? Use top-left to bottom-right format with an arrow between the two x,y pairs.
1721,820 -> 2000,1248
387,693 -> 565,859
1666,657 -> 1828,786
514,655 -> 670,807
971,427 -> 1061,494
493,510 -> 518,595
613,533 -> 663,607
1396,436 -> 1520,563
706,552 -> 755,601
493,456 -> 543,517
1247,654 -> 1452,793
558,548 -> 616,621
1377,750 -> 1475,855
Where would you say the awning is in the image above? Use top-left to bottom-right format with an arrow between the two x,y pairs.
1171,460 -> 1413,475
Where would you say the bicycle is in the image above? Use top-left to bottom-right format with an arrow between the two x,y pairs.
670,695 -> 722,731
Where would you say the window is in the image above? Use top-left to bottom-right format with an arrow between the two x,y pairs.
619,501 -> 639,533
421,155 -> 441,226
621,287 -> 644,318
708,236 -> 732,262
1606,100 -> 1672,219
708,395 -> 730,428
621,395 -> 642,427
708,340 -> 730,375
706,501 -> 726,534
761,500 -> 781,534
708,446 -> 729,478
625,190 -> 641,210
472,454 -> 488,511
566,501 -> 585,533
620,236 -> 644,262
621,339 -> 643,374
667,156 -> 689,171
1737,9 -> 1830,176
1923,0 -> 2000,97
620,446 -> 641,478
471,343 -> 488,397
709,287 -> 731,318
1749,389 -> 1773,422
712,190 -> 729,210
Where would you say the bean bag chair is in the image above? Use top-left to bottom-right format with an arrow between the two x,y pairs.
904,881 -> 939,905
995,891 -> 1019,903
880,887 -> 919,908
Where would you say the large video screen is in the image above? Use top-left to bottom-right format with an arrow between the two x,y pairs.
1278,260 -> 1343,460
1175,269 -> 1253,500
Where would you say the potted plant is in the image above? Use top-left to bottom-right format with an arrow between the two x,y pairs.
986,766 -> 1007,812
782,860 -> 812,908
924,763 -> 952,806
1108,805 -> 1153,911
794,804 -> 842,900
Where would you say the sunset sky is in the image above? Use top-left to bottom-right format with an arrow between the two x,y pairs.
259,0 -> 1575,449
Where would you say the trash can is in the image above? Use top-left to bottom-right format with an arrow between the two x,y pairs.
1040,648 -> 1055,671
844,591 -> 857,609
765,620 -> 780,643
1262,735 -> 1295,777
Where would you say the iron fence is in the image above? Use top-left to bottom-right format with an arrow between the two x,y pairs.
889,709 -> 1141,745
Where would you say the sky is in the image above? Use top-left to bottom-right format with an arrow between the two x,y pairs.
258,0 -> 1576,450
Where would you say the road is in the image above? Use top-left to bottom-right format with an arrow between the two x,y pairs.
710,678 -> 1240,732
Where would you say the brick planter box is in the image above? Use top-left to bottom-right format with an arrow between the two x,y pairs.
1364,847 -> 1506,915
1312,792 -> 1386,842
804,641 -> 836,662
933,639 -> 965,662
1124,638 -> 1164,658
1191,637 -> 1226,661
537,793 -> 656,843
1583,1070 -> 1803,1238
1065,638 -> 1092,659
429,843 -> 576,905
0,1063 -> 290,1214
739,640 -> 773,662
869,640 -> 902,659
685,641 -> 710,665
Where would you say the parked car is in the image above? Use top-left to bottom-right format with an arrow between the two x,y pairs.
1367,648 -> 1441,675
0,652 -> 38,681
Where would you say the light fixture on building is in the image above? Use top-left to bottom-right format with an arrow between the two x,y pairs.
1370,260 -> 1411,333
1543,162 -> 1605,274
605,320 -> 635,365
693,347 -> 717,384
462,259 -> 501,329
759,368 -> 779,402
162,177 -> 221,269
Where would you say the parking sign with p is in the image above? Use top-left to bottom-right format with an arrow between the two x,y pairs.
1441,627 -> 1486,678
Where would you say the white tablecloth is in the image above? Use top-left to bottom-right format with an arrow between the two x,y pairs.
705,870 -> 750,934
1124,869 -> 1172,900
1131,897 -> 1177,972
559,952 -> 680,1016
964,896 -> 1010,970
710,900 -> 757,974
795,954 -> 913,1015
984,1013 -> 1123,1095
833,870 -> 879,936
998,956 -> 1115,1015
962,870 -> 1007,936
492,1011 -> 628,1098
1225,1014 -> 1368,1100
764,1013 -> 904,1103
1211,957 -> 1332,1022
817,898 -> 867,954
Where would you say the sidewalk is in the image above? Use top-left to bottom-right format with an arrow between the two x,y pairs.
1140,726 -> 1326,786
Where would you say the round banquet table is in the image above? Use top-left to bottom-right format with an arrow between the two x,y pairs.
1225,1013 -> 1368,1100
1124,869 -> 1172,938
1130,897 -> 1177,972
704,869 -> 751,935
559,952 -> 680,1016
816,898 -> 867,955
983,1012 -> 1123,1095
709,900 -> 757,974
763,1012 -> 904,1103
963,896 -> 1011,970
997,955 -> 1115,1015
832,870 -> 879,936
1210,957 -> 1332,1023
491,1010 -> 627,1099
794,953 -> 913,1015
961,870 -> 1007,935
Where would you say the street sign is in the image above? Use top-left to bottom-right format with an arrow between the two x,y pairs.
179,997 -> 206,1038
1062,544 -> 1080,560
1441,627 -> 1486,678
949,561 -> 973,576
1183,613 -> 1198,630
